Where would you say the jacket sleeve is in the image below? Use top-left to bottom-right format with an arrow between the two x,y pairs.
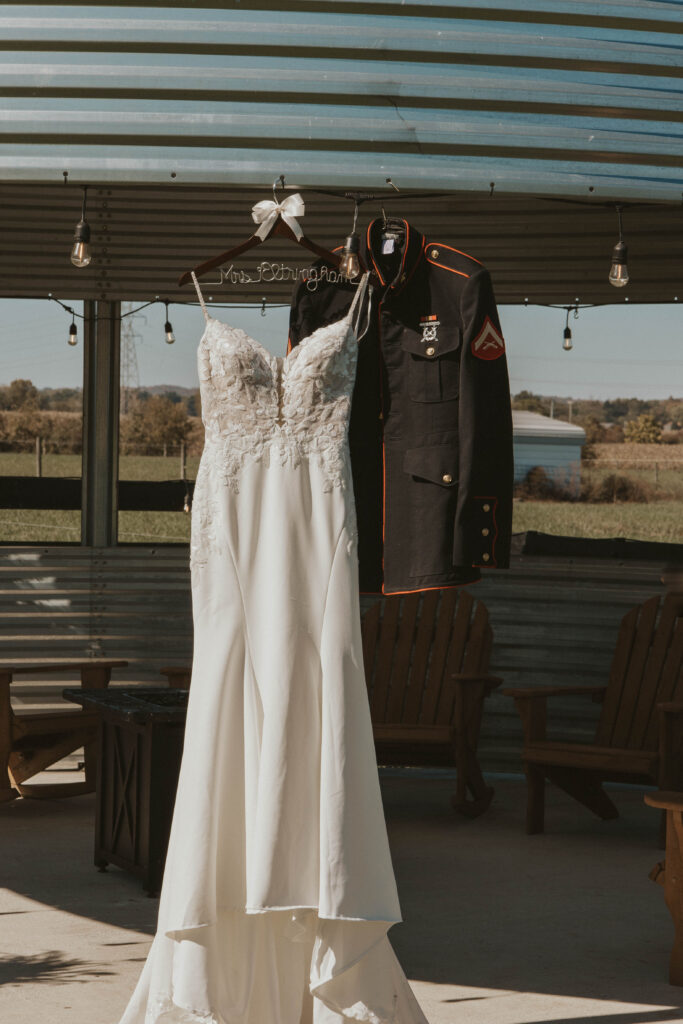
452,267 -> 513,569
287,277 -> 309,352
288,269 -> 350,352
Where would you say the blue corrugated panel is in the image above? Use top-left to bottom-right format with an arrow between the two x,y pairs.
0,3 -> 681,196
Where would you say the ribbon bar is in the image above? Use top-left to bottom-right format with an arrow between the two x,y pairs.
251,193 -> 305,241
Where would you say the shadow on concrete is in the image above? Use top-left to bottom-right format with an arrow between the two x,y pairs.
0,951 -> 115,985
2,773 -> 682,1013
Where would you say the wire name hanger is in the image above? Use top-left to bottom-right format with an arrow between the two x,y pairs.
178,177 -> 343,288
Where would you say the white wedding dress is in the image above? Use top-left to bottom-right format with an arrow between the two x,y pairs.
117,271 -> 429,1024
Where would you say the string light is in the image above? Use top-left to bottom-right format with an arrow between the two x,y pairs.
163,300 -> 175,344
70,186 -> 92,268
339,200 -> 361,279
609,205 -> 629,288
68,313 -> 78,346
563,308 -> 573,352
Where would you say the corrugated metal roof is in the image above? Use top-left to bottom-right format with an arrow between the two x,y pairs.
0,2 -> 682,200
0,4 -> 681,305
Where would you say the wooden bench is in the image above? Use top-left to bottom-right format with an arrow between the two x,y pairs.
361,588 -> 502,816
504,594 -> 683,834
0,659 -> 127,801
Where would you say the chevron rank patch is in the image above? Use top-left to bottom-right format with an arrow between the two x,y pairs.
471,316 -> 505,360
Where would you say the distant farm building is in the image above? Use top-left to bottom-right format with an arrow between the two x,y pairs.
513,411 -> 586,494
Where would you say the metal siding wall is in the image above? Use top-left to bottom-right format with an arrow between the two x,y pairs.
0,3 -> 681,198
2,544 -> 666,773
513,440 -> 583,483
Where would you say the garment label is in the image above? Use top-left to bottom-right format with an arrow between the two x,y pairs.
381,238 -> 395,254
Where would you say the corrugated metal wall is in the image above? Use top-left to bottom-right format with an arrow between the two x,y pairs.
2,183 -> 682,303
1,544 -> 666,773
0,2 -> 681,200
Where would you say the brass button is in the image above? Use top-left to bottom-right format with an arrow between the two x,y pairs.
482,527 -> 490,537
482,553 -> 490,562
426,345 -> 435,356
442,473 -> 452,484
482,503 -> 490,512
430,248 -> 439,259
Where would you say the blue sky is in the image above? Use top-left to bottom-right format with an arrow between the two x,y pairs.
0,295 -> 680,402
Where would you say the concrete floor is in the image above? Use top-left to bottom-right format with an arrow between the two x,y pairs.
1,769 -> 682,1024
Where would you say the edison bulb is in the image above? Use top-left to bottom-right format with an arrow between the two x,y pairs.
339,234 -> 360,279
609,240 -> 629,288
70,217 -> 91,267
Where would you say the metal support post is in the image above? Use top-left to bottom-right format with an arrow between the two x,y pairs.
81,300 -> 120,546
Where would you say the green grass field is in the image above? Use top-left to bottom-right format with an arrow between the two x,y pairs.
512,501 -> 683,544
0,452 -> 681,546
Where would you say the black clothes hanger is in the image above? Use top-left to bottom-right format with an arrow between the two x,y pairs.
178,181 -> 343,287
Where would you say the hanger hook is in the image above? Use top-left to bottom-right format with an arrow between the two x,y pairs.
273,175 -> 286,202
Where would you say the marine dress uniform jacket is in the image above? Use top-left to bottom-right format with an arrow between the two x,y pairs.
288,217 -> 513,595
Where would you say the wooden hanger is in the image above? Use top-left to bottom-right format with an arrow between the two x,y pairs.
177,182 -> 342,287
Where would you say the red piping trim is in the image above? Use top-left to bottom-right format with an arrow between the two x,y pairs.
394,219 -> 410,286
380,580 -> 477,596
367,222 -> 385,285
426,241 -> 483,267
425,254 -> 469,279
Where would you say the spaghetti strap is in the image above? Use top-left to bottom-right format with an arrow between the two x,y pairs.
348,272 -> 371,340
191,271 -> 210,321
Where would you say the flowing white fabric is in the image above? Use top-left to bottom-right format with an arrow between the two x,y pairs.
116,273 -> 429,1024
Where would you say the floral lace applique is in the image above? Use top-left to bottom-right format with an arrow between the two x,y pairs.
189,458 -> 223,571
190,314 -> 359,568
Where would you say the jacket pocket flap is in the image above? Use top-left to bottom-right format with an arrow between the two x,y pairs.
403,445 -> 458,486
401,327 -> 461,359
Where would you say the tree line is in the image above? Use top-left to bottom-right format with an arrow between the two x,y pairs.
1,380 -> 680,455
0,379 -> 203,455
512,391 -> 683,444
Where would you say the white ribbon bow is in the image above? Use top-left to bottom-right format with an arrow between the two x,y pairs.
251,193 -> 305,241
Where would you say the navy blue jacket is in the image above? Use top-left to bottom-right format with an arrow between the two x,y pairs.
288,217 -> 513,595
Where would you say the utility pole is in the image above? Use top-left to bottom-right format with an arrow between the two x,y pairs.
550,398 -> 555,419
120,303 -> 141,415
567,399 -> 574,422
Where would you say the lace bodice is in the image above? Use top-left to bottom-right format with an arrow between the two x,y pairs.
189,271 -> 370,569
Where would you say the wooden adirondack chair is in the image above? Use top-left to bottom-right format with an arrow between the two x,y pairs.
504,594 -> 683,834
361,588 -> 502,817
0,660 -> 127,802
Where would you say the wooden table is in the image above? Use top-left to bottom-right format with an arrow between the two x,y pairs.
63,686 -> 189,895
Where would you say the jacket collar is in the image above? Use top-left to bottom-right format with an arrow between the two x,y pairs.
362,217 -> 424,297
